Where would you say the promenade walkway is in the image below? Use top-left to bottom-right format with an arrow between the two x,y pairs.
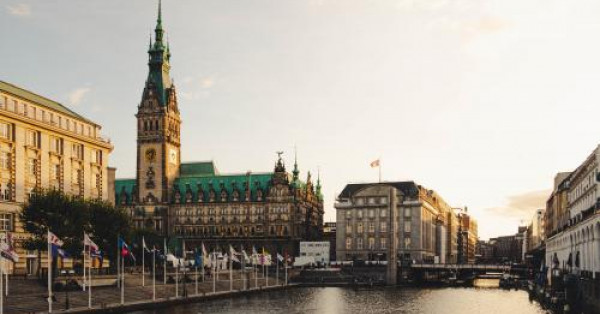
3,270 -> 285,313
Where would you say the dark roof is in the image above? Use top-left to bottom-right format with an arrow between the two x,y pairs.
338,181 -> 419,199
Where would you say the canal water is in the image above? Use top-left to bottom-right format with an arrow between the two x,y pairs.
133,286 -> 546,314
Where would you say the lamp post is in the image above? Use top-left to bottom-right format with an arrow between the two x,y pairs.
61,269 -> 75,310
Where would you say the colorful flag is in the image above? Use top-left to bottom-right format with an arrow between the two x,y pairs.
277,253 -> 284,263
370,159 -> 380,167
118,237 -> 136,261
48,231 -> 64,258
0,232 -> 19,262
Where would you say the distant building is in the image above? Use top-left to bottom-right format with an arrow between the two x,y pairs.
457,210 -> 478,264
299,241 -> 330,265
475,240 -> 494,264
324,222 -> 336,261
0,81 -> 113,273
545,172 -> 571,239
334,181 -> 460,264
489,227 -> 526,264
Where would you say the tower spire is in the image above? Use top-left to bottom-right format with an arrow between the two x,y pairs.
292,145 -> 299,183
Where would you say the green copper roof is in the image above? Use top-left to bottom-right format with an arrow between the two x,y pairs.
115,178 -> 136,205
173,172 -> 273,203
0,81 -> 95,125
180,161 -> 217,177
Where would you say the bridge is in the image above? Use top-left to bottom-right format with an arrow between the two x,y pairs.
410,263 -> 513,272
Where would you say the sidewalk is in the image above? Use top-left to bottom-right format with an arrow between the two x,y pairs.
3,271 -> 287,313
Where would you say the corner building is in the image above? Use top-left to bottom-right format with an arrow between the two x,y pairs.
114,4 -> 324,255
335,182 -> 459,264
0,81 -> 113,273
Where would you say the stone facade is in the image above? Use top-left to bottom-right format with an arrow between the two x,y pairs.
114,4 -> 324,256
335,182 -> 460,264
0,81 -> 113,273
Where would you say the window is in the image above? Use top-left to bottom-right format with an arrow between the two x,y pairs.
346,221 -> 352,233
380,197 -> 387,204
380,238 -> 387,249
404,237 -> 411,248
0,96 -> 5,109
404,221 -> 411,233
73,169 -> 82,185
27,158 -> 37,176
356,198 -> 364,205
357,209 -> 363,218
357,238 -> 363,250
50,137 -> 63,155
380,209 -> 387,217
0,214 -> 12,231
368,222 -> 375,233
26,130 -> 40,148
90,149 -> 102,164
357,223 -> 363,234
368,197 -> 375,204
368,209 -> 374,218
404,208 -> 411,218
0,123 -> 10,141
0,152 -> 10,170
72,143 -> 84,159
380,222 -> 387,232
346,238 -> 352,250
368,237 -> 375,250
50,164 -> 61,182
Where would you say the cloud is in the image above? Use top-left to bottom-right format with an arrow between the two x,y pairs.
67,87 -> 91,106
200,78 -> 214,89
485,189 -> 550,221
6,4 -> 31,17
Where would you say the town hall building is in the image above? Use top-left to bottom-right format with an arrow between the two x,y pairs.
114,2 -> 324,255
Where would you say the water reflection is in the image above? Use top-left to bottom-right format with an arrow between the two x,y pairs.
133,287 -> 546,314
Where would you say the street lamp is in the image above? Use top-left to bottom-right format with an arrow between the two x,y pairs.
60,269 -> 75,310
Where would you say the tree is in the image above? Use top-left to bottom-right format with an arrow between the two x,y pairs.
20,189 -> 132,275
21,189 -> 90,276
88,199 -> 132,271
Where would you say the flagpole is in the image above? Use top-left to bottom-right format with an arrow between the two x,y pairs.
117,236 -> 120,289
285,253 -> 288,286
229,251 -> 233,292
152,248 -> 156,301
1,252 -> 4,314
163,238 -> 167,285
195,263 -> 198,295
142,237 -> 145,287
88,243 -> 92,309
212,252 -> 216,293
254,252 -> 257,289
47,230 -> 52,313
175,260 -> 179,298
120,252 -> 124,305
276,255 -> 279,286
83,232 -> 86,291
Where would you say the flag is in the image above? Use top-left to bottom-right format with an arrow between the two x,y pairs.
194,248 -> 203,267
370,159 -> 380,167
277,253 -> 284,263
118,237 -> 136,261
229,245 -> 240,263
142,237 -> 150,253
48,231 -> 63,258
84,233 -> 99,252
0,232 -> 19,262
242,250 -> 249,263
91,249 -> 103,265
54,247 -> 69,258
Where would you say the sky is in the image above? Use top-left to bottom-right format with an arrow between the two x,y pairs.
2,0 -> 600,240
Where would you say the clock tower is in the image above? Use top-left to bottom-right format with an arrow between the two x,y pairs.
136,0 -> 181,204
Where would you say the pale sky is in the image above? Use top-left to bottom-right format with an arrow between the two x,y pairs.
2,0 -> 600,240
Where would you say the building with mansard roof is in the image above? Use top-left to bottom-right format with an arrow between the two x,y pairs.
113,2 -> 324,255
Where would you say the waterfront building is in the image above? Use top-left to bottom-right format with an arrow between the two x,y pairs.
457,210 -> 478,264
0,81 -> 113,273
323,222 -> 337,261
489,228 -> 524,264
475,240 -> 494,264
299,241 -> 330,265
545,145 -> 600,279
113,3 -> 324,256
545,172 -> 571,239
334,181 -> 459,264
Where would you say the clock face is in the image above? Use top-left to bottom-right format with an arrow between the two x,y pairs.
169,149 -> 177,164
145,148 -> 156,162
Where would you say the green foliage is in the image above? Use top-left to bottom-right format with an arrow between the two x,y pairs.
20,189 -> 132,270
